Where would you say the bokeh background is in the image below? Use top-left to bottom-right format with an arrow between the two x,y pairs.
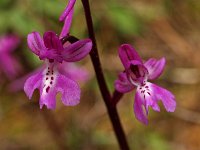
0,0 -> 200,149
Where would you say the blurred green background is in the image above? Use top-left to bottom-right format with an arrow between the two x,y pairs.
0,0 -> 200,149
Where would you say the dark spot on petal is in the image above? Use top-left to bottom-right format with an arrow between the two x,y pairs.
46,73 -> 49,75
49,59 -> 54,63
147,92 -> 151,95
46,78 -> 48,80
142,83 -> 146,86
145,86 -> 148,88
50,81 -> 53,84
46,86 -> 50,93
51,77 -> 54,80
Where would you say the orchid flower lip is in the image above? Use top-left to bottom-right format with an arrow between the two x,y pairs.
137,82 -> 151,99
24,58 -> 81,109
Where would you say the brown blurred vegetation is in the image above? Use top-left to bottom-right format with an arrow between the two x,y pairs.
0,0 -> 200,149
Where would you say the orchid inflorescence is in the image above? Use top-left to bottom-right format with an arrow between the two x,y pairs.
22,0 -> 176,123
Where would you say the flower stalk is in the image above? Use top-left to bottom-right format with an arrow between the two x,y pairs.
81,0 -> 130,149
112,90 -> 124,106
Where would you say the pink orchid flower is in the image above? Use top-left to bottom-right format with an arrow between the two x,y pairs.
115,44 -> 176,124
24,1 -> 92,109
0,35 -> 21,80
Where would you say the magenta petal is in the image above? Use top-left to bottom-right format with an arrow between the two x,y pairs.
58,62 -> 90,82
119,44 -> 142,69
144,57 -> 166,80
114,72 -> 135,93
43,31 -> 63,50
27,32 -> 46,56
39,49 -> 63,62
59,0 -> 76,21
60,8 -> 74,38
0,35 -> 21,79
9,67 -> 44,92
134,91 -> 148,125
0,53 -> 22,79
56,74 -> 80,106
39,87 -> 57,109
151,102 -> 160,112
0,35 -> 20,52
62,39 -> 92,62
39,73 -> 80,109
150,83 -> 176,112
24,71 -> 43,99
144,92 -> 160,113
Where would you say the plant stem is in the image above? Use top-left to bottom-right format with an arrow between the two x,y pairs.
80,0 -> 130,149
112,90 -> 124,106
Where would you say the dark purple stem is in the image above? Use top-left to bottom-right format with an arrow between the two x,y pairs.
112,90 -> 124,106
80,0 -> 130,149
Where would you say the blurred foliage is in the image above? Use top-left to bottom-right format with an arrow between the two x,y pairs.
106,2 -> 142,36
0,0 -> 200,150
